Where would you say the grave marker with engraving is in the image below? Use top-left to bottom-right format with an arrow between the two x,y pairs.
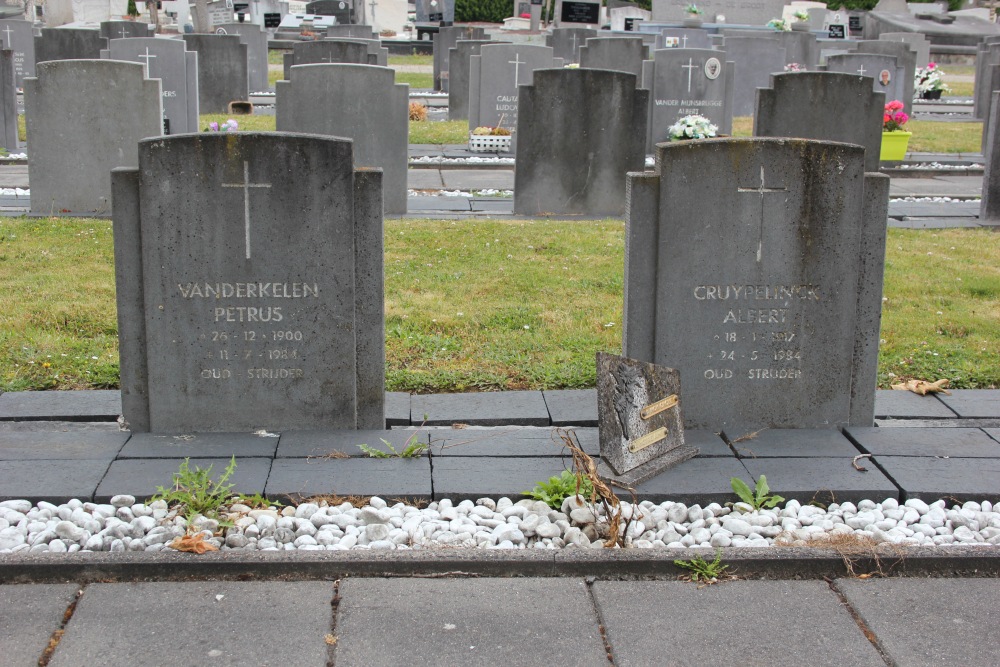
825,53 -> 904,112
215,23 -> 269,93
448,39 -> 499,120
468,44 -> 561,136
0,20 -> 35,87
433,25 -> 486,91
35,27 -> 108,63
546,27 -> 597,63
182,34 -> 249,113
579,36 -> 646,77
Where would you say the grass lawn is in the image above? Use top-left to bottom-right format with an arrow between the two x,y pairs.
396,72 -> 434,89
389,54 -> 433,66
2,219 -> 997,393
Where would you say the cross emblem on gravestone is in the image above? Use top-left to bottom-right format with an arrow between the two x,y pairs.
681,57 -> 698,92
120,27 -> 130,39
138,47 -> 157,76
222,160 -> 272,260
856,64 -> 866,76
1,26 -> 12,48
369,0 -> 377,22
509,53 -> 525,87
680,35 -> 688,48
569,32 -> 578,55
737,165 -> 787,263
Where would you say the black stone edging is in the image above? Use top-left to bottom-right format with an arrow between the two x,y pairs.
1,546 -> 997,584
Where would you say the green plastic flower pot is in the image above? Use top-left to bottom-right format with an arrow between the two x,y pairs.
880,131 -> 911,161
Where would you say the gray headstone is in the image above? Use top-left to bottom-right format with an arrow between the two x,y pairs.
215,23 -> 269,93
720,30 -> 818,69
182,34 -> 249,113
415,0 -> 455,23
652,0 -> 785,25
879,31 -> 930,67
433,26 -> 486,91
980,91 -> 1000,222
0,50 -> 15,151
326,25 -> 378,39
623,138 -> 889,432
104,38 -> 200,136
853,40 -> 916,114
825,53 -> 905,110
974,42 -> 1000,120
642,48 -> 734,151
35,28 -> 108,63
720,36 -> 786,117
307,0 -> 354,23
100,21 -> 153,40
25,60 -> 162,215
283,40 -> 373,78
112,133 -> 385,433
546,27 -> 597,63
334,37 -> 389,66
0,20 -> 35,87
514,68 -> 647,217
277,64 -> 408,214
754,72 -> 886,173
655,28 -> 711,50
447,39 -> 496,121
579,36 -> 646,77
469,44 -> 561,135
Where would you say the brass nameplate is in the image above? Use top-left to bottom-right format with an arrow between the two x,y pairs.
640,394 -> 678,420
629,427 -> 667,453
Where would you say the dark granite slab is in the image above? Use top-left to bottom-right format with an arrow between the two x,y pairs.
0,584 -> 81,667
428,426 -> 597,457
542,389 -> 597,426
725,429 -> 863,459
936,390 -> 1000,418
845,426 -> 1000,457
741,457 -> 898,505
411,391 -> 550,426
874,389 -> 957,419
0,390 -> 121,421
385,391 -> 411,426
0,459 -> 111,503
430,456 -> 575,501
265,457 -> 432,500
94,458 -> 272,502
873,455 -> 1000,503
687,429 -> 734,457
118,432 -> 279,458
276,429 -> 428,458
0,421 -> 128,460
628,457 -> 752,505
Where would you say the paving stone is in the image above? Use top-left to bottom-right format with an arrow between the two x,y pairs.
275,429 -> 428,458
406,169 -> 443,188
0,390 -> 121,421
469,198 -> 514,212
50,582 -> 333,667
987,428 -> 1000,444
0,584 -> 80,667
542,389 -> 597,426
874,389 -> 957,418
427,426 -> 597,457
441,169 -> 514,189
687,429 -> 735,457
0,422 -> 128,460
886,201 -> 980,217
628,457 -> 751,505
431,456 -> 574,501
837,578 -> 1000,667
94,458 -> 271,502
845,426 -> 1000,457
593,580 -> 883,667
741,457 -> 898,505
405,196 -> 471,211
118,432 -> 278,458
728,429 -> 863,458
936,389 -> 1000,417
0,459 -> 110,502
412,391 -> 550,426
334,578 -> 607,667
873,455 -> 1000,502
265,457 -> 431,500
385,391 -> 411,426
889,217 -> 981,229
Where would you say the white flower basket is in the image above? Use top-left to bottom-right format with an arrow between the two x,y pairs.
468,133 -> 512,153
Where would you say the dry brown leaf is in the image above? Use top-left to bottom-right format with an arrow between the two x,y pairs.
891,378 -> 951,395
169,533 -> 219,554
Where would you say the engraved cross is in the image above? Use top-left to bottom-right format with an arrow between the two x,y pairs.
737,165 -> 787,263
138,47 -> 156,76
222,161 -> 272,260
509,53 -> 524,87
680,35 -> 688,48
1,26 -> 13,47
120,27 -> 130,39
369,0 -> 377,21
856,64 -> 866,76
681,57 -> 698,92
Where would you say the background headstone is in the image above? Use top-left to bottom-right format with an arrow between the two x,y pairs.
980,91 -> 1000,223
825,53 -> 904,112
0,20 -> 35,87
277,64 -> 408,214
720,36 -> 786,117
111,133 -> 385,432
468,44 -> 561,135
306,0 -> 355,23
25,60 -> 162,214
853,39 -> 916,113
546,27 -> 597,63
974,40 -> 1000,121
415,0 -> 455,23
326,25 -> 379,39
35,28 -> 108,63
579,36 -> 646,77
651,0 -> 785,24
0,50 -> 16,151
879,31 -> 930,67
369,0 -> 409,35
100,20 -> 153,40
655,27 -> 711,50
283,40 -> 373,79
215,23 -> 269,93
182,34 -> 249,113
609,6 -> 651,31
433,25 -> 486,92
448,39 -> 498,121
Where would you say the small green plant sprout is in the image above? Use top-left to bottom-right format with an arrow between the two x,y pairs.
523,470 -> 594,510
234,493 -> 282,509
793,9 -> 810,21
674,549 -> 729,583
357,435 -> 428,458
730,474 -> 785,510
152,456 -> 237,522
684,3 -> 704,15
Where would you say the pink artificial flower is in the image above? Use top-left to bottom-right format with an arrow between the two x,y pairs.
927,62 -> 936,69
885,100 -> 904,112
894,112 -> 909,125
884,113 -> 891,123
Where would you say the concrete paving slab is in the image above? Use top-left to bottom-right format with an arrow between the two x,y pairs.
265,457 -> 432,500
431,456 -> 573,500
275,429 -> 429,458
728,429 -> 863,458
50,582 -> 333,666
0,583 -> 79,667
386,391 -> 411,426
936,389 -> 1000,418
412,391 -> 550,426
441,169 -> 514,189
889,217 -> 981,228
887,201 -> 980,216
687,429 -> 735,457
427,426 -> 597,457
845,426 -> 1000,457
406,196 -> 472,211
470,198 -> 514,212
94,458 -> 271,503
874,390 -> 957,418
406,169 -> 444,188
873,455 -> 1000,502
888,180 -> 981,197
628,457 -> 751,505
542,389 -> 597,426
741,457 -> 898,504
334,578 -> 607,667
986,428 -> 1000,444
836,577 -> 1000,667
593,580 -> 883,667
0,460 -> 110,503
0,422 -> 128,460
118,432 -> 278,459
0,391 -> 121,421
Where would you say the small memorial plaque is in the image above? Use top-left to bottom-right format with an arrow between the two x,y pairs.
561,0 -> 599,25
264,13 -> 282,27
828,24 -> 846,39
848,15 -> 861,31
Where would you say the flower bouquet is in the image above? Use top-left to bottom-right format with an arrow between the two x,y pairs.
914,62 -> 949,100
880,100 -> 911,161
668,114 -> 718,141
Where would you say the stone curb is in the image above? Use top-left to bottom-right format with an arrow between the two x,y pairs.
1,546 -> 997,584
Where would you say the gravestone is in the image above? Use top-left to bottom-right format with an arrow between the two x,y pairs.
448,39 -> 497,121
336,37 -> 389,65
546,27 -> 597,63
182,34 -> 249,113
755,72 -> 885,172
596,352 -> 696,485
609,6 -> 651,31
651,0 -> 786,24
103,38 -> 200,135
980,91 -> 1000,223
513,68 -> 647,216
25,60 -> 162,215
326,24 -> 378,39
215,23 -> 269,93
306,0 -> 354,23
641,48 -> 734,151
720,36 -> 786,117
100,20 -> 153,40
974,41 -> 1000,120
853,40 -> 915,114
722,29 -> 818,70
579,36 -> 646,77
825,53 -> 904,111
0,50 -> 16,151
623,138 -> 890,431
433,25 -> 486,92
416,0 -> 455,23
556,0 -> 601,27
469,44 -> 561,136
277,64 -> 408,214
283,40 -> 373,79
112,133 -> 385,432
655,28 -> 711,50
368,0 -> 409,35
0,20 -> 35,87
879,31 -> 930,67
35,28 -> 108,63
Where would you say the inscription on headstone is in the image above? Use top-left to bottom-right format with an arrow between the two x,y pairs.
0,20 -> 35,88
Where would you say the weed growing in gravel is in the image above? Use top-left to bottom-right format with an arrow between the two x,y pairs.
152,456 -> 237,522
234,493 -> 282,509
730,474 -> 785,510
523,470 -> 594,510
358,436 -> 428,458
674,549 -> 729,583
